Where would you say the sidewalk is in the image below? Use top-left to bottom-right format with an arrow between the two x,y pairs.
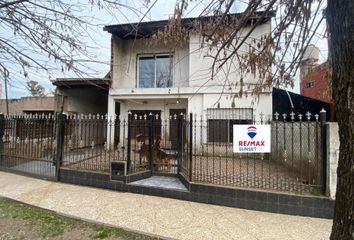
0,171 -> 332,240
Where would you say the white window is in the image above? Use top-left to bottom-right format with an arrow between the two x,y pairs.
138,55 -> 173,88
305,81 -> 314,88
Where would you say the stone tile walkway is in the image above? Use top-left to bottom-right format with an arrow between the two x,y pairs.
10,160 -> 55,178
129,176 -> 188,191
0,171 -> 332,240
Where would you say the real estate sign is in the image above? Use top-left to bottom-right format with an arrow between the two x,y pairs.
233,125 -> 271,153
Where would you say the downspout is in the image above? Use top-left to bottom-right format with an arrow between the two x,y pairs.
285,90 -> 294,110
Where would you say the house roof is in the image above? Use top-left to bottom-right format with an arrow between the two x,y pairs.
52,78 -> 111,89
104,11 -> 274,39
272,87 -> 331,121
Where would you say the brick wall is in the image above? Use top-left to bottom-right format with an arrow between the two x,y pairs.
300,62 -> 332,103
0,96 -> 55,114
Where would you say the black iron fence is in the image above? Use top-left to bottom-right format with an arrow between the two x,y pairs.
0,114 -> 56,178
58,113 -> 188,176
0,110 -> 327,194
61,114 -> 114,172
190,112 -> 325,194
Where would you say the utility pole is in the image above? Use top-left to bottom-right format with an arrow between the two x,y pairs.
4,70 -> 9,115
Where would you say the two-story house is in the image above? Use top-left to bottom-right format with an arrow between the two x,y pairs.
104,12 -> 274,144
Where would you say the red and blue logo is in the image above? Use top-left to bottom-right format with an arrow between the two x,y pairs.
234,125 -> 270,153
239,126 -> 264,147
247,126 -> 257,139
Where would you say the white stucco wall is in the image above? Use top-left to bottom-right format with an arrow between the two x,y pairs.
189,22 -> 271,88
111,21 -> 271,91
327,122 -> 339,199
202,92 -> 272,120
109,87 -> 272,119
112,37 -> 190,89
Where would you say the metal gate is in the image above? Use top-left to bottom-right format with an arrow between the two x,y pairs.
0,114 -> 57,179
127,111 -> 190,175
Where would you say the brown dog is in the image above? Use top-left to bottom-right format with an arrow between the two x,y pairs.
152,137 -> 173,172
132,141 -> 148,168
139,142 -> 148,166
136,136 -> 174,172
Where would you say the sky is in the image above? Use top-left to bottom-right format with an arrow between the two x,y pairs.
1,0 -> 328,99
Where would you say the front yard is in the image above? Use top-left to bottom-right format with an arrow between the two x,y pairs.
0,198 -> 159,240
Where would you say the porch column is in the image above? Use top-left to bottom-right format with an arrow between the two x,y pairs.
107,95 -> 115,147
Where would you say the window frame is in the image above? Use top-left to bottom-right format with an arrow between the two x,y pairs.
305,81 -> 314,88
207,108 -> 254,144
208,119 -> 254,144
137,54 -> 174,88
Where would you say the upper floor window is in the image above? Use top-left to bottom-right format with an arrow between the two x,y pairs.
138,55 -> 173,88
305,81 -> 314,88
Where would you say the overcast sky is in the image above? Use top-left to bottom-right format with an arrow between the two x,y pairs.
2,0 -> 328,99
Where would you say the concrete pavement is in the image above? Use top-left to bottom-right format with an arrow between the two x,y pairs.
0,171 -> 332,240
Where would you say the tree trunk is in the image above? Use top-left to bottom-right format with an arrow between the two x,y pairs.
327,1 -> 354,239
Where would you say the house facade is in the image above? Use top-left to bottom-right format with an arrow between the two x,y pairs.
104,13 -> 273,121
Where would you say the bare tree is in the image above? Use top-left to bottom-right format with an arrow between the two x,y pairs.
0,1 -> 90,79
150,1 -> 326,94
150,0 -> 351,238
26,80 -> 45,96
0,0 -> 144,85
326,1 -> 353,239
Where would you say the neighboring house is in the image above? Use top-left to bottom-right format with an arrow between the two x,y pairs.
103,12 -> 274,143
0,96 -> 55,115
300,45 -> 334,120
51,76 -> 110,151
300,61 -> 331,103
52,76 -> 111,115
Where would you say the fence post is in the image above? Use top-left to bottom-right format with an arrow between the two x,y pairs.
55,112 -> 66,181
0,114 -> 4,160
149,113 -> 154,171
320,109 -> 327,195
177,113 -> 183,173
189,113 -> 193,181
127,112 -> 132,173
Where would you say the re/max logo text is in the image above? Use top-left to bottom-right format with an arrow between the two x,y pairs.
238,141 -> 265,147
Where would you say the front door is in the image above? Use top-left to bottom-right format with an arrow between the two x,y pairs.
130,110 -> 161,140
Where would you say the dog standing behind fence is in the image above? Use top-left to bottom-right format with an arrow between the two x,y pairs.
138,142 -> 148,167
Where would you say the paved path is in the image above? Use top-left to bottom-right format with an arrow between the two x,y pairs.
0,171 -> 332,240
